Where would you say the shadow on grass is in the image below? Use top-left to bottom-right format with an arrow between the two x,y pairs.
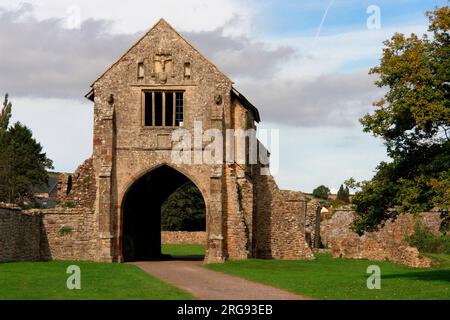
383,269 -> 450,282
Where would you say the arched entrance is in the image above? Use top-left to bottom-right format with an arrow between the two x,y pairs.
121,165 -> 206,262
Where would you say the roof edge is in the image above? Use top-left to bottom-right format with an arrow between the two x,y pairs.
232,87 -> 261,123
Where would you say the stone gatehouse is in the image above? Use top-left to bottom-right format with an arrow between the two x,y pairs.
1,19 -> 318,264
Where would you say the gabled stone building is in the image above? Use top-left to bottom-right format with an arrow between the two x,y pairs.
43,19 -> 316,263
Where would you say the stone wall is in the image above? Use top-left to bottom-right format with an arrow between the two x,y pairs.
254,173 -> 314,260
320,209 -> 443,267
320,209 -> 356,248
304,200 -> 321,248
0,206 -> 98,262
161,231 -> 206,244
40,208 -> 98,261
57,157 -> 96,209
0,207 -> 41,262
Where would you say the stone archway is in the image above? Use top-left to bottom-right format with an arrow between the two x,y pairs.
120,164 -> 207,262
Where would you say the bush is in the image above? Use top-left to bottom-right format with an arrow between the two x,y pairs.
63,201 -> 75,208
406,222 -> 450,254
312,185 -> 330,200
58,225 -> 73,236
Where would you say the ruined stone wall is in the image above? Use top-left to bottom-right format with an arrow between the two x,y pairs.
58,157 -> 96,209
304,200 -> 321,248
320,209 -> 356,248
40,208 -> 98,261
0,207 -> 41,262
0,206 -> 97,262
254,173 -> 314,260
161,231 -> 206,244
224,166 -> 251,260
320,210 -> 443,267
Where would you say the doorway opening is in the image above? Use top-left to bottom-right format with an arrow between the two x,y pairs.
122,165 -> 206,262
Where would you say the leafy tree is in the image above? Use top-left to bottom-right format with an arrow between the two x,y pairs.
312,185 -> 330,200
161,182 -> 206,231
336,184 -> 350,203
0,95 -> 53,204
353,6 -> 450,234
0,94 -> 12,135
344,177 -> 361,192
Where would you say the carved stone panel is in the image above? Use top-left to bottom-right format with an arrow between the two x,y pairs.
153,49 -> 173,84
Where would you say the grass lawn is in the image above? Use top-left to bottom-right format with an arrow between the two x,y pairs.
0,261 -> 192,300
161,244 -> 205,257
207,253 -> 450,300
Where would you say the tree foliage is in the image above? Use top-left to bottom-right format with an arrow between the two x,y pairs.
161,181 -> 206,231
353,6 -> 450,234
0,95 -> 53,204
312,185 -> 330,200
336,184 -> 350,203
0,94 -> 12,135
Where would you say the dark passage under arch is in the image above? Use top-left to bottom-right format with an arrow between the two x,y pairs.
122,165 -> 205,262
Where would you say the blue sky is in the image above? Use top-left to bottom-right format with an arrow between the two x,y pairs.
1,0 -> 446,193
255,0 -> 446,36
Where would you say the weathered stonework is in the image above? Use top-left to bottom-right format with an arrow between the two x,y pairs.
254,174 -> 314,260
320,210 -> 444,268
0,206 -> 41,262
0,206 -> 97,262
161,231 -> 206,245
39,207 -> 97,261
57,157 -> 96,209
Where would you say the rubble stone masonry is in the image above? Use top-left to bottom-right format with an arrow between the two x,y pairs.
254,174 -> 315,260
161,231 -> 206,244
0,207 -> 41,262
320,209 -> 444,268
40,207 -> 97,261
0,206 -> 98,262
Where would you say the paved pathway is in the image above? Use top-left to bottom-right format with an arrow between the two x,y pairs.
132,260 -> 308,300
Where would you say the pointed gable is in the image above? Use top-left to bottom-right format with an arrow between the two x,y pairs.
89,18 -> 232,88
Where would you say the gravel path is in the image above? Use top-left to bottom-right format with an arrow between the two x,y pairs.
132,260 -> 308,300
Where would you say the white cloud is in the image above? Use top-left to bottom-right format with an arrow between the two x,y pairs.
1,0 -> 252,35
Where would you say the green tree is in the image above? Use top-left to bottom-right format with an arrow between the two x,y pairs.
0,96 -> 53,203
0,94 -> 12,135
161,182 -> 206,231
353,6 -> 450,234
344,177 -> 361,192
312,185 -> 330,200
337,184 -> 350,203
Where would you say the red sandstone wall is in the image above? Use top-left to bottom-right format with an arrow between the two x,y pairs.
161,231 -> 206,244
